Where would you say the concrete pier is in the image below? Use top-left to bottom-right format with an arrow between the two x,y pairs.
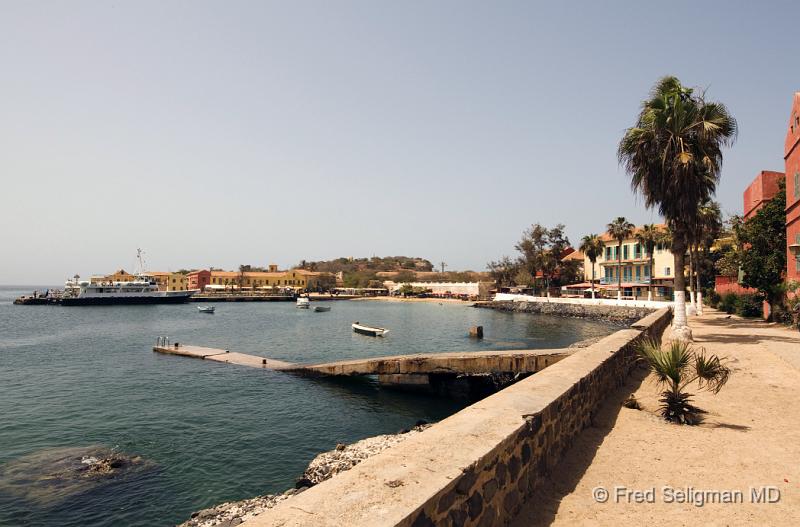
152,344 -> 295,369
152,344 -> 568,378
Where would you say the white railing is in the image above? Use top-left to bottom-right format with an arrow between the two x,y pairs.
493,293 -> 673,309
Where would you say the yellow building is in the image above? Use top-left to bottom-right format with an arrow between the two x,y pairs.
148,271 -> 189,291
90,269 -> 137,284
583,225 -> 679,300
206,268 -> 331,290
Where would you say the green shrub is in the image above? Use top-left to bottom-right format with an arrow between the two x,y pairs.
734,294 -> 762,318
704,289 -> 721,308
719,293 -> 737,314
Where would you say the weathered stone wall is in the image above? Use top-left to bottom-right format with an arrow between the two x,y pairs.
398,308 -> 672,526
241,308 -> 672,527
478,299 -> 656,325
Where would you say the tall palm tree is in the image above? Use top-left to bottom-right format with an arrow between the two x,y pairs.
618,76 -> 737,341
690,200 -> 722,315
606,217 -> 635,301
634,224 -> 660,301
579,234 -> 604,299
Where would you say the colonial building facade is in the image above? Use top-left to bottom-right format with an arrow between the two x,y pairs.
582,226 -> 675,300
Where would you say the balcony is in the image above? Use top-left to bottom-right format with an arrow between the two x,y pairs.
600,277 -> 651,285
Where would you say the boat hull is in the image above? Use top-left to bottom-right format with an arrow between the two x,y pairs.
61,294 -> 193,306
352,324 -> 388,337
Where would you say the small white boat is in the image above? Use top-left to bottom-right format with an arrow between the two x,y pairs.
296,297 -> 310,309
197,306 -> 215,313
314,306 -> 331,312
352,322 -> 389,337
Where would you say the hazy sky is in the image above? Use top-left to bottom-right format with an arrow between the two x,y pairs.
2,1 -> 798,284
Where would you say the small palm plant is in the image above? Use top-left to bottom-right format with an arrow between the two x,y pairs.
636,338 -> 731,424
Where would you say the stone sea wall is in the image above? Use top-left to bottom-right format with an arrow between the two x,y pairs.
181,425 -> 432,527
396,309 -> 672,526
477,299 -> 656,325
239,307 -> 672,527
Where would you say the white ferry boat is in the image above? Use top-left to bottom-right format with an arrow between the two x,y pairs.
60,250 -> 196,306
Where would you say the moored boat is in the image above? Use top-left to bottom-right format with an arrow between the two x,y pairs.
314,306 -> 331,312
296,297 -> 310,309
60,250 -> 196,306
197,306 -> 215,313
352,322 -> 389,337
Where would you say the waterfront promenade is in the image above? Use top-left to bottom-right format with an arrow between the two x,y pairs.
510,309 -> 800,526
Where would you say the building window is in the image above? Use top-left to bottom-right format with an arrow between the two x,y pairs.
623,245 -> 629,260
795,172 -> 800,200
796,234 -> 800,272
664,267 -> 671,276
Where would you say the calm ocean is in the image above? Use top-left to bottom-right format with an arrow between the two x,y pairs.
0,286 -> 615,526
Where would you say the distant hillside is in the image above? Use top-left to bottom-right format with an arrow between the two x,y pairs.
294,256 -> 434,274
293,256 -> 434,288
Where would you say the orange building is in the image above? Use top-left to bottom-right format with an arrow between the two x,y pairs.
785,93 -> 800,287
743,170 -> 785,220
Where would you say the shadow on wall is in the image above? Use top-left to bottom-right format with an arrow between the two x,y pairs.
508,365 -> 650,527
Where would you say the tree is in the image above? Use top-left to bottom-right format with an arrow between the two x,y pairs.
487,256 -> 519,287
634,224 -> 661,301
238,264 -> 251,289
606,217 -> 635,301
739,182 -> 787,320
515,224 -> 550,292
637,338 -> 731,425
714,215 -> 744,278
540,224 -> 570,292
689,201 -> 722,314
579,234 -> 604,299
515,223 -> 571,295
618,76 -> 737,341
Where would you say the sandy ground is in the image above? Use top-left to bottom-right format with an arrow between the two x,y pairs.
349,296 -> 472,304
511,309 -> 800,527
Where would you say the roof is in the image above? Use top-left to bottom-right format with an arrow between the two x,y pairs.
561,250 -> 585,262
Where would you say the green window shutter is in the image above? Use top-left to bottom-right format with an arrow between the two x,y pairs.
796,234 -> 800,272
795,172 -> 800,199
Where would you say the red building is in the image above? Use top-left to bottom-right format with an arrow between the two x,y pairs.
743,170 -> 784,220
785,93 -> 800,287
187,270 -> 211,291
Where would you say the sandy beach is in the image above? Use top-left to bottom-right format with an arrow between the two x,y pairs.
349,296 -> 473,304
510,309 -> 800,526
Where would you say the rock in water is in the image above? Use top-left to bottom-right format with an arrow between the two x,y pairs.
0,445 -> 153,506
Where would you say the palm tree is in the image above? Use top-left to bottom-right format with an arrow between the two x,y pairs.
606,217 -> 635,301
637,338 -> 731,425
634,224 -> 660,301
618,76 -> 737,341
690,201 -> 722,315
579,234 -> 604,299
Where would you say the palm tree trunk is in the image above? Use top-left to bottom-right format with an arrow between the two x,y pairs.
591,261 -> 596,299
695,247 -> 704,315
648,252 -> 654,301
688,249 -> 695,308
619,244 -> 624,301
672,233 -> 692,341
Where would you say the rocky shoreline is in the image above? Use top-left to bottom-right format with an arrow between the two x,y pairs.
179,423 -> 431,527
476,300 -> 655,325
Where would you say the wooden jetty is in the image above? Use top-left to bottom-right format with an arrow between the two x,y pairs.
152,343 -> 568,376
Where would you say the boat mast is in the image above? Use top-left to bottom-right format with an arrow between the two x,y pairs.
136,248 -> 147,276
